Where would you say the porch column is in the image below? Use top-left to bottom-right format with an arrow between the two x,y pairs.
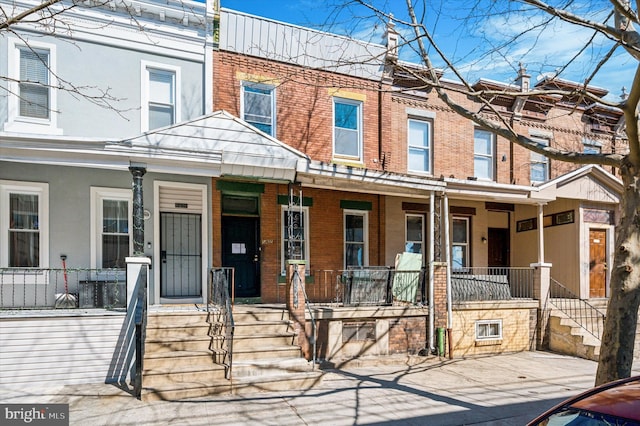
129,165 -> 146,256
536,203 -> 545,264
286,260 -> 311,360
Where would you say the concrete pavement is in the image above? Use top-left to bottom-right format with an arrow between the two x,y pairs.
3,351 -> 639,425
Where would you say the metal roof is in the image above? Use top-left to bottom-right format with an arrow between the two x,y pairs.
122,110 -> 306,181
219,8 -> 387,81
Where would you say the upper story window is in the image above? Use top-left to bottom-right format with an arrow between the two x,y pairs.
141,61 -> 180,132
583,139 -> 602,154
4,39 -> 61,135
405,214 -> 424,254
333,98 -> 363,162
408,119 -> 432,174
282,207 -> 309,274
90,188 -> 132,270
530,137 -> 550,184
242,82 -> 276,136
474,128 -> 495,180
0,181 -> 49,268
344,210 -> 368,268
452,216 -> 469,268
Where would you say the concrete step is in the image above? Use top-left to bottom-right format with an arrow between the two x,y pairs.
233,321 -> 293,335
142,371 -> 323,401
549,314 -> 600,361
143,350 -> 214,370
145,325 -> 211,340
232,345 -> 302,362
232,333 -> 295,350
232,307 -> 290,323
232,358 -> 314,378
146,312 -> 210,327
145,336 -> 212,353
143,363 -> 228,388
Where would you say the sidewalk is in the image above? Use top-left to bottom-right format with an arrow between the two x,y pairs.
2,351 -> 637,425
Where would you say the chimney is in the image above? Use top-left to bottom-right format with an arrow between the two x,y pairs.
384,15 -> 398,62
516,63 -> 530,92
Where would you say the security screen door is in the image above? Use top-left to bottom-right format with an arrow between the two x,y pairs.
160,212 -> 202,298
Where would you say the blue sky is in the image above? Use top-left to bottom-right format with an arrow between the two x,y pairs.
221,1 -> 634,100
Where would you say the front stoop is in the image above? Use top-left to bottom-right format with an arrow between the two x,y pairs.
548,309 -> 601,361
141,306 -> 322,401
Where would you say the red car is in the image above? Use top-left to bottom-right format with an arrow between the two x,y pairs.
527,375 -> 640,425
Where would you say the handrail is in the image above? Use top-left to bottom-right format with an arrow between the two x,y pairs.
133,265 -> 148,399
208,268 -> 235,379
549,278 -> 605,341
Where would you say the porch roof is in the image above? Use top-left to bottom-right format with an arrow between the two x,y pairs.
444,177 -> 546,204
533,165 -> 622,204
297,160 -> 446,196
121,110 -> 307,181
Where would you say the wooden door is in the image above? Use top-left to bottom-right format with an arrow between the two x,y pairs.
221,216 -> 261,298
589,229 -> 607,298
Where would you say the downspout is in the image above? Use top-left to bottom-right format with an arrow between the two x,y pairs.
428,191 -> 435,352
443,193 -> 453,359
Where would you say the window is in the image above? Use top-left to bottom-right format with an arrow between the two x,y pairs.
242,82 -> 276,136
4,39 -> 60,134
333,98 -> 363,161
344,211 -> 368,268
530,137 -> 550,183
452,217 -> 469,268
91,188 -> 132,270
475,319 -> 502,340
141,62 -> 180,132
405,214 -> 424,254
282,206 -> 309,274
0,181 -> 49,268
408,119 -> 432,174
474,128 -> 495,180
583,139 -> 602,154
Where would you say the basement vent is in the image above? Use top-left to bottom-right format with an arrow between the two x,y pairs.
343,321 -> 375,343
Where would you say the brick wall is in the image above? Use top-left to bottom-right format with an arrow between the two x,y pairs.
388,317 -> 427,355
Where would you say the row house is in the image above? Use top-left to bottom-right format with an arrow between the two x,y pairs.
0,1 -> 628,396
213,7 -> 623,358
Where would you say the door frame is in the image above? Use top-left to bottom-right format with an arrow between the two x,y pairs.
153,181 -> 208,305
581,219 -> 613,300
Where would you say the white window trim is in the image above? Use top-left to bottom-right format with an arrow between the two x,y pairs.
473,128 -> 495,181
241,81 -> 277,137
452,216 -> 470,269
140,61 -> 181,132
90,187 -> 133,272
475,319 -> 503,341
4,38 -> 61,135
407,118 -> 432,175
333,97 -> 363,163
530,136 -> 550,184
343,209 -> 369,268
0,180 -> 49,272
280,205 -> 310,274
405,213 -> 424,254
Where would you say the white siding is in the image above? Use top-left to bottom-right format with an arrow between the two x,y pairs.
0,314 -> 126,386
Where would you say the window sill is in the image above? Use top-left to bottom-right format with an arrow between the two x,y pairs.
331,158 -> 364,168
4,119 -> 62,136
475,339 -> 502,347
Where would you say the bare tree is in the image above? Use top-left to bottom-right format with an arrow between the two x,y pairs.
339,0 -> 637,385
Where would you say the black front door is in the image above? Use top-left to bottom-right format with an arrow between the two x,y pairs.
221,216 -> 260,298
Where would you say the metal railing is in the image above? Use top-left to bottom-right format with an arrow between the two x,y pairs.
0,268 -> 125,309
451,267 -> 534,302
548,278 -> 605,341
208,267 -> 235,379
309,267 -> 427,306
